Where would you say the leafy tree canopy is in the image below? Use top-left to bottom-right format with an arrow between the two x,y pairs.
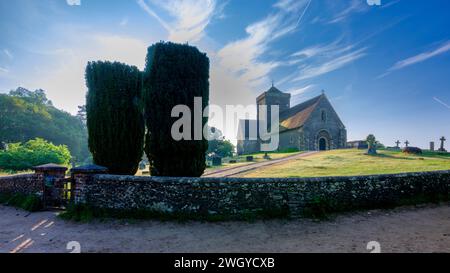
0,138 -> 71,171
0,87 -> 89,163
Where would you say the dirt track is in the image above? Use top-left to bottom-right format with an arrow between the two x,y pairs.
0,204 -> 449,253
203,151 -> 318,177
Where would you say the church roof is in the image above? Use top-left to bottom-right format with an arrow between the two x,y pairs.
279,94 -> 324,131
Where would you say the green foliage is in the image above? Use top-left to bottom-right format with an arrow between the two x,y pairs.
0,193 -> 43,212
0,138 -> 71,171
143,42 -> 210,177
85,61 -> 145,175
0,88 -> 89,163
207,139 -> 235,157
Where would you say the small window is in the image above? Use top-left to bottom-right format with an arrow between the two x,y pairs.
321,110 -> 327,122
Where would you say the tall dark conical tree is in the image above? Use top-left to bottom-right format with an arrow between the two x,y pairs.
85,61 -> 145,175
143,42 -> 210,177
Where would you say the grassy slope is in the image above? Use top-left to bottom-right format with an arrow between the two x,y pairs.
202,151 -> 305,175
240,149 -> 450,178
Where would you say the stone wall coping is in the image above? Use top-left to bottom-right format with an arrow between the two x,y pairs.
92,169 -> 450,184
33,163 -> 68,172
71,164 -> 108,174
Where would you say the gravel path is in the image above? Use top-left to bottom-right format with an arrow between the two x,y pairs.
0,204 -> 449,253
203,151 -> 318,177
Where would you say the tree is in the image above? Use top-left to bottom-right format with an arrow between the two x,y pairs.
206,127 -> 235,157
143,42 -> 210,177
366,134 -> 377,155
85,61 -> 145,175
0,89 -> 89,163
0,138 -> 71,171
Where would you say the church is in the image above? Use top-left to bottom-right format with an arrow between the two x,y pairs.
237,85 -> 347,155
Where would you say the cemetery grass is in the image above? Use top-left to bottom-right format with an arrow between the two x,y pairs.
202,151 -> 306,174
240,149 -> 450,178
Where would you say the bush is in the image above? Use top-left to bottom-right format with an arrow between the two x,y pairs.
85,61 -> 145,175
403,147 -> 423,155
0,138 -> 71,171
143,42 -> 210,177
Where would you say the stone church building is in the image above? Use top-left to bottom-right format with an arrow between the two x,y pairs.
237,85 -> 347,154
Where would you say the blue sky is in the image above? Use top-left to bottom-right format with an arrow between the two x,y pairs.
1,0 -> 450,148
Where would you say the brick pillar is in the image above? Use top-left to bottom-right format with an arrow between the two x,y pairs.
70,165 -> 108,204
33,163 -> 68,207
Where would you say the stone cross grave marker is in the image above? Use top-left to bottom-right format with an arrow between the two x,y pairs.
404,140 -> 409,147
439,136 -> 447,152
395,140 -> 400,148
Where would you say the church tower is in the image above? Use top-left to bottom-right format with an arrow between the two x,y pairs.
256,84 -> 291,131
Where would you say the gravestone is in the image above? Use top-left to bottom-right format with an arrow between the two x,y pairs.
246,156 -> 254,162
430,142 -> 435,152
404,140 -> 409,147
211,156 -> 222,166
263,152 -> 271,160
395,140 -> 401,149
438,136 -> 447,152
229,160 -> 237,164
139,162 -> 146,170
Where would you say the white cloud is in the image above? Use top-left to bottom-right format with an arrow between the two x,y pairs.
66,0 -> 81,6
293,48 -> 366,81
287,84 -> 316,96
137,0 -> 217,43
3,49 -> 13,60
379,41 -> 450,78
433,97 -> 450,110
0,67 -> 9,74
327,0 -> 368,24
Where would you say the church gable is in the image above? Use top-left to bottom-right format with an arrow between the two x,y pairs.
305,94 -> 345,130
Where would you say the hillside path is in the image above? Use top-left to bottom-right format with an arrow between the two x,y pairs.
202,151 -> 319,178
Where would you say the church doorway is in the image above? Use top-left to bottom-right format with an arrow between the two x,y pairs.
319,138 -> 327,151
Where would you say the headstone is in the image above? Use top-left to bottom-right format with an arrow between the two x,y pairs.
246,156 -> 254,162
438,136 -> 447,152
430,142 -> 435,152
404,140 -> 409,147
263,152 -> 271,160
229,160 -> 237,164
139,162 -> 146,170
395,140 -> 401,148
212,156 -> 222,166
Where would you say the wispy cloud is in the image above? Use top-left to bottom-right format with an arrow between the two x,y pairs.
281,38 -> 366,84
327,0 -> 368,24
294,48 -> 366,81
137,0 -> 217,43
287,84 -> 316,96
0,66 -> 9,74
217,0 -> 311,86
66,0 -> 81,6
3,49 -> 13,60
433,97 -> 450,110
379,40 -> 450,78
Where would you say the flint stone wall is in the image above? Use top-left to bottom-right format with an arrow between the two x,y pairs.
80,170 -> 450,216
0,174 -> 43,195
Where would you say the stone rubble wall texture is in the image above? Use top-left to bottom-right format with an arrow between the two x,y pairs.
80,170 -> 450,217
0,174 -> 43,195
